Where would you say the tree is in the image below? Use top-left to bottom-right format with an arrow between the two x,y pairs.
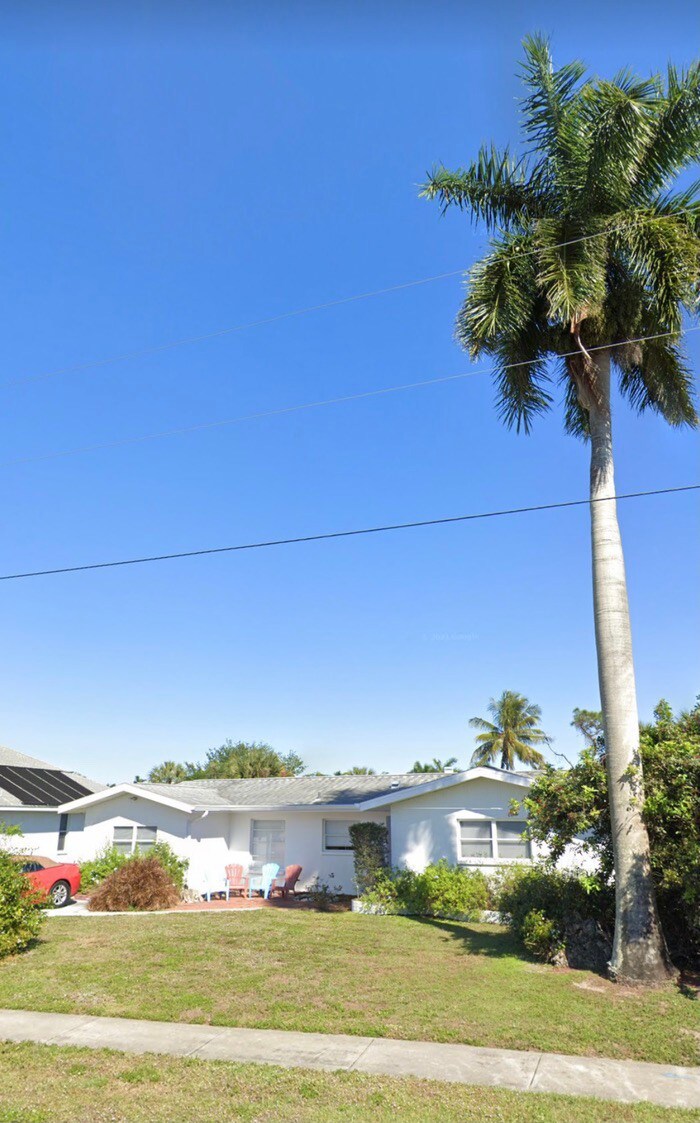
422,36 -> 698,984
198,740 -> 305,779
525,698 -> 700,967
570,708 -> 604,747
334,766 -> 377,775
409,757 -> 459,773
469,691 -> 549,769
147,761 -> 192,784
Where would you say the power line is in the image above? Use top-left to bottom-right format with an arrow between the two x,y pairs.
1,484 -> 696,582
5,325 -> 699,469
5,224 -> 661,391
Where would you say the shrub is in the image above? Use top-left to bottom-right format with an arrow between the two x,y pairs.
0,848 -> 44,958
80,841 -> 188,893
87,857 -> 180,912
494,864 -> 612,965
349,822 -> 389,893
521,909 -> 564,961
359,861 -> 489,920
305,875 -> 345,911
79,845 -> 129,888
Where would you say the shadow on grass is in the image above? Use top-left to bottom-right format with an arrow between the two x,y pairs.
408,917 -> 523,959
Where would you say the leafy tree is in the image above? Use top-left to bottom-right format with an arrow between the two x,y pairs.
409,757 -> 458,773
198,740 -> 305,779
469,691 -> 549,770
525,698 -> 700,967
422,36 -> 699,984
570,708 -> 604,747
334,766 -> 376,775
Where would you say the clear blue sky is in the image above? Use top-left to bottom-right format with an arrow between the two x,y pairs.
1,1 -> 698,783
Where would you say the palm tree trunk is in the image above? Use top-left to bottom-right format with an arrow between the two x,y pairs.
588,350 -> 674,986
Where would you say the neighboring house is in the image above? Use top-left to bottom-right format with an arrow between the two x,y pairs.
0,746 -> 104,857
53,768 -> 544,892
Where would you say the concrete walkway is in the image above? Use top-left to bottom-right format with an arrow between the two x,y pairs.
1,1009 -> 700,1109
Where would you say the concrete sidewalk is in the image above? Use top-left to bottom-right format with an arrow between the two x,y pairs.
2,1009 -> 700,1109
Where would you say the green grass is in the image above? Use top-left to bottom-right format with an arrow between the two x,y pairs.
1,912 -> 698,1065
1,1042 -> 699,1123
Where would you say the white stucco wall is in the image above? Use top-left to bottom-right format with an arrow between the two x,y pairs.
388,777 -> 535,872
0,810 -> 62,858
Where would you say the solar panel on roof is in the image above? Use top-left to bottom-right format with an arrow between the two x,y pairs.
0,766 -> 92,806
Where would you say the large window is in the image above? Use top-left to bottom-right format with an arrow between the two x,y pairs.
459,821 -> 494,859
250,820 -> 286,867
112,825 -> 157,855
323,820 -> 357,851
458,820 -> 531,862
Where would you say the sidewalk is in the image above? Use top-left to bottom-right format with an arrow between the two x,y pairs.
1,1008 -> 699,1110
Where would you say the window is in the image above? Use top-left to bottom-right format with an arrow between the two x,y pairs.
250,820 -> 285,867
458,819 -> 531,862
323,820 -> 357,851
112,825 -> 157,855
58,812 -> 85,852
496,821 -> 531,860
459,821 -> 494,859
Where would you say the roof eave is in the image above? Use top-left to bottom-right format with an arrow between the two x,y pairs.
357,768 -> 534,810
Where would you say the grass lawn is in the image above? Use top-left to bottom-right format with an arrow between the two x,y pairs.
0,912 -> 698,1066
1,1042 -> 700,1123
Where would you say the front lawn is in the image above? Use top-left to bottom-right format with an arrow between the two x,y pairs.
1,1042 -> 699,1123
1,912 -> 698,1065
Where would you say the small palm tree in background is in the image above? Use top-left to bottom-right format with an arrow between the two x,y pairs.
469,691 -> 549,770
422,35 -> 699,985
409,756 -> 459,773
147,760 -> 190,784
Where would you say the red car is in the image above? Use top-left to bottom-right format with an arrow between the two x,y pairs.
19,856 -> 81,908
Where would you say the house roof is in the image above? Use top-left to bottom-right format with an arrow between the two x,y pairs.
57,767 -> 535,814
0,745 -> 104,809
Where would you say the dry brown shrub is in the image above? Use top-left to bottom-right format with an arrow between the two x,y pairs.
88,857 -> 180,912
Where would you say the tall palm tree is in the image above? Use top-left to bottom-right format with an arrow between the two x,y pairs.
422,36 -> 699,984
469,691 -> 549,769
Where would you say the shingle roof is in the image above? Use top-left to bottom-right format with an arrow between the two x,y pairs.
137,773 -> 442,808
0,745 -> 104,807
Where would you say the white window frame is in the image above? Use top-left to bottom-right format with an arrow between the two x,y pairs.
322,819 -> 359,853
457,817 -> 532,864
249,819 -> 286,868
112,824 -> 157,855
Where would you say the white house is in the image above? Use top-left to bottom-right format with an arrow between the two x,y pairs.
51,768 -> 541,893
0,745 -> 104,857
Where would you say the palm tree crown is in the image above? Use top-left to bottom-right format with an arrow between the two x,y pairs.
469,691 -> 550,770
421,36 -> 699,436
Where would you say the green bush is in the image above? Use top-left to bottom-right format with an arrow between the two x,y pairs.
80,841 -> 188,893
360,861 -> 489,920
521,909 -> 564,961
0,849 -> 44,958
493,864 -> 612,962
349,822 -> 389,893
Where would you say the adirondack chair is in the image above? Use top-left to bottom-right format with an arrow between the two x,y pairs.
225,864 -> 249,897
259,862 -> 279,899
269,865 -> 303,899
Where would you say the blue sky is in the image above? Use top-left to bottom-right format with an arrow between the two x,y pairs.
1,1 -> 698,783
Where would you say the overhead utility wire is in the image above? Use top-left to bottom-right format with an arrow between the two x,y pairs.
0,484 -> 696,582
6,226 -> 654,390
5,324 -> 699,468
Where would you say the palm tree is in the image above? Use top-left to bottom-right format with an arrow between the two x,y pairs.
147,760 -> 190,784
469,692 -> 549,769
422,37 -> 698,983
409,757 -> 459,773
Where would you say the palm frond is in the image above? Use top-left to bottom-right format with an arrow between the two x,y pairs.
581,74 -> 660,212
632,62 -> 700,202
420,146 -> 549,229
519,33 -> 587,194
615,333 -> 698,427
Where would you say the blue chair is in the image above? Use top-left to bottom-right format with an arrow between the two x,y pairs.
260,862 -> 279,899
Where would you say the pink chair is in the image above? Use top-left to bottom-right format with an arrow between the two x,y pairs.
270,865 -> 303,899
225,864 -> 249,897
